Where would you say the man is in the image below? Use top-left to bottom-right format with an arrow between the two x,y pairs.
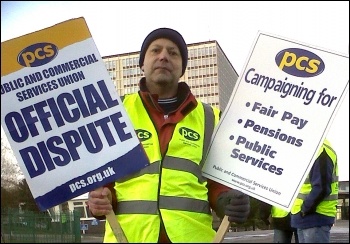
291,139 -> 338,243
87,27 -> 250,243
260,204 -> 298,243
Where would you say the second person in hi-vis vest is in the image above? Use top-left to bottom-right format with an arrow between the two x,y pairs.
291,139 -> 338,243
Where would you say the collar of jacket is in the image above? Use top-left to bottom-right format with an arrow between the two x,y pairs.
138,77 -> 198,117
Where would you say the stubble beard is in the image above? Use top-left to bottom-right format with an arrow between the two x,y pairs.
153,73 -> 174,87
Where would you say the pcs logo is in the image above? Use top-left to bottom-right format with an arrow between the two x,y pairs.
17,42 -> 58,68
275,48 -> 325,77
179,127 -> 200,141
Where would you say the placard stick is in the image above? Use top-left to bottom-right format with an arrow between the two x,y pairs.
106,211 -> 128,243
213,215 -> 230,243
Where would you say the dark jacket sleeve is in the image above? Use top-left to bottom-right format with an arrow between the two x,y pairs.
302,149 -> 333,214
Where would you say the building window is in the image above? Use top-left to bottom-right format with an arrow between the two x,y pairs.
73,201 -> 93,219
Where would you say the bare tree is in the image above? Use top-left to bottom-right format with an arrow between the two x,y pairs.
1,127 -> 22,189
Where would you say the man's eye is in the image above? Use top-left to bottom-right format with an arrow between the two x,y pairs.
170,51 -> 179,56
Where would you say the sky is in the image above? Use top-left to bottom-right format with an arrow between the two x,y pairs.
1,1 -> 349,180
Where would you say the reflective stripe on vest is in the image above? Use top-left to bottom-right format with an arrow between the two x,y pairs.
291,139 -> 338,217
103,93 -> 220,243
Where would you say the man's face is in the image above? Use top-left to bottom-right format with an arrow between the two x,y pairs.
141,38 -> 182,88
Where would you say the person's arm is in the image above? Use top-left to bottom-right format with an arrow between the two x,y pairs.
207,110 -> 250,224
207,179 -> 231,210
258,201 -> 272,225
302,149 -> 333,215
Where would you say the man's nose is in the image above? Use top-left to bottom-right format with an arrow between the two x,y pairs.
158,49 -> 170,61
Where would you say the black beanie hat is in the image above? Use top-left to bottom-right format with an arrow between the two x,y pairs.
139,27 -> 188,76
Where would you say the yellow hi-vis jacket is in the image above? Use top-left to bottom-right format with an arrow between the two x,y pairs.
291,139 -> 338,217
271,206 -> 289,218
103,93 -> 220,243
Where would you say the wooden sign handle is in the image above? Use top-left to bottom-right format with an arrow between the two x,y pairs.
213,215 -> 230,243
106,211 -> 128,243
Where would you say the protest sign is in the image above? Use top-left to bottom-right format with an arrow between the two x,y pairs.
1,17 -> 150,211
203,32 -> 349,211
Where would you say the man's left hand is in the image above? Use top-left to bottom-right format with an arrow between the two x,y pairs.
223,190 -> 250,223
218,190 -> 250,224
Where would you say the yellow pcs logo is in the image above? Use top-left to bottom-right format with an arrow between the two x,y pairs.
17,42 -> 58,67
275,48 -> 325,77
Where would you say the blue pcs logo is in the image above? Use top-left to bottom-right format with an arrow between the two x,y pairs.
275,48 -> 325,77
17,42 -> 58,67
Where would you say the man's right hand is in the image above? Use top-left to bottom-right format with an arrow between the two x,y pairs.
87,187 -> 113,216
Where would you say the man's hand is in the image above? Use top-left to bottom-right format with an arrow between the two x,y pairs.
216,189 -> 250,223
87,187 -> 113,216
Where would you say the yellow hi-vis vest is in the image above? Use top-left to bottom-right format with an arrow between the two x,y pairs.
291,139 -> 338,217
103,93 -> 220,243
271,206 -> 289,218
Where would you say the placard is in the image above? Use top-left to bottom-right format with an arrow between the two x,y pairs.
203,32 -> 349,210
1,17 -> 150,211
